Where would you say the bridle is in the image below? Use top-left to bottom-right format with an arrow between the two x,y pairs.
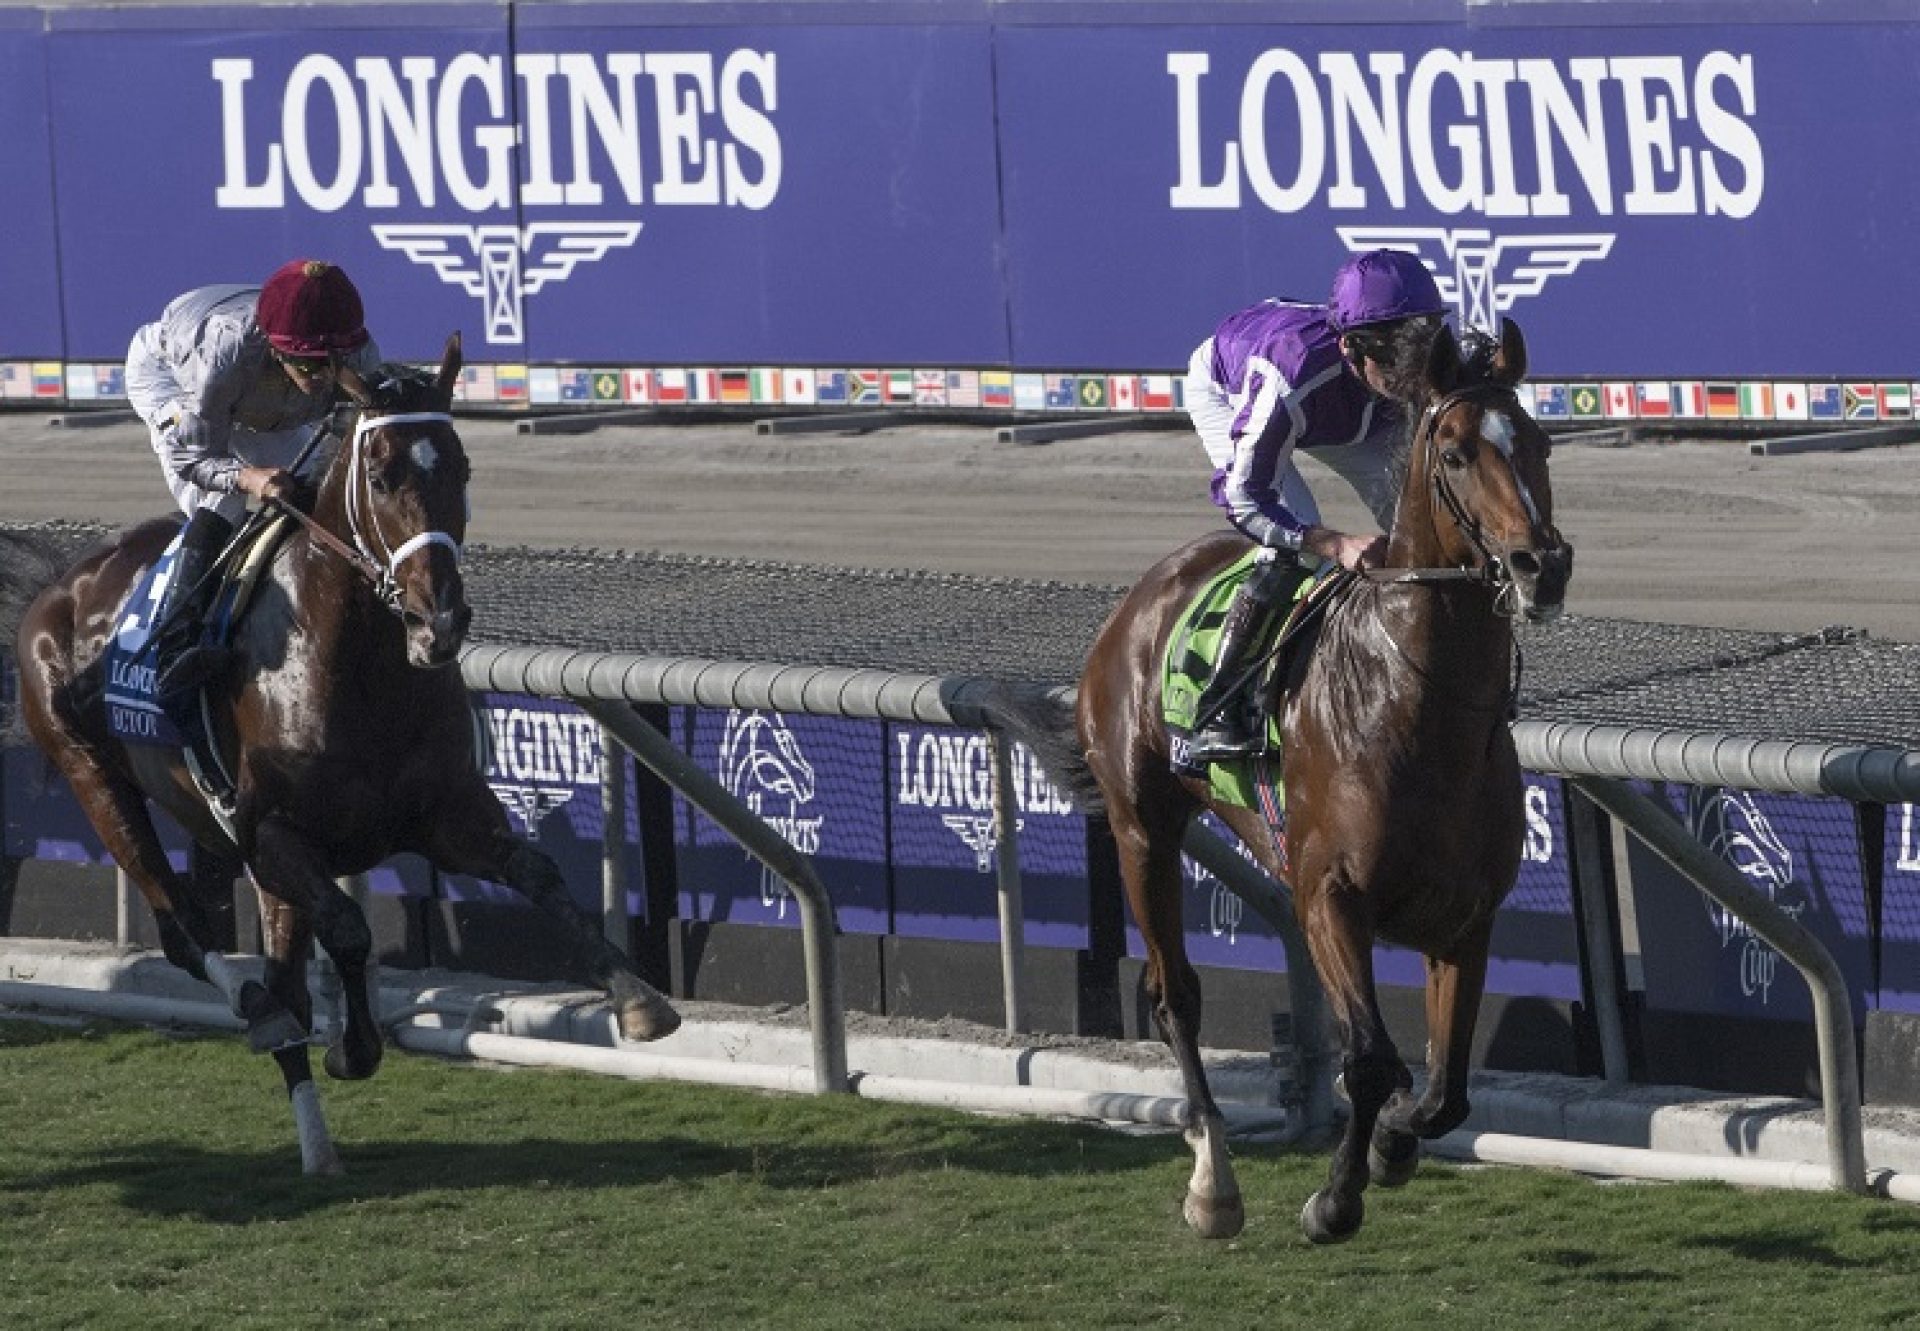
273,407 -> 464,617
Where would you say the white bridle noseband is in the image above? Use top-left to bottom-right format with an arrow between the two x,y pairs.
346,411 -> 462,611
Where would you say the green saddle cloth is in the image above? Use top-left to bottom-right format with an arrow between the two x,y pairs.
1161,549 -> 1317,811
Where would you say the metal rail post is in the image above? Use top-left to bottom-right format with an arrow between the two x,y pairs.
580,699 -> 848,1094
1179,823 -> 1339,1136
987,731 -> 1027,1034
599,727 -> 629,952
1566,786 -> 1632,1084
1573,775 -> 1867,1194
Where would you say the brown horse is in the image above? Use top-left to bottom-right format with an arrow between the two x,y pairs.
0,336 -> 679,1174
994,320 -> 1570,1243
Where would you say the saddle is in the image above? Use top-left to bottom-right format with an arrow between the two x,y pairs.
101,512 -> 298,814
1160,549 -> 1337,811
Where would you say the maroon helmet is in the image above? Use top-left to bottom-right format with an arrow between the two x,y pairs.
256,259 -> 368,356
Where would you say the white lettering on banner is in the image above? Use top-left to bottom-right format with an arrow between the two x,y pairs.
893,731 -> 1074,867
1523,783 -> 1554,864
1182,840 -> 1260,947
480,705 -> 601,838
720,711 -> 822,920
212,50 -> 782,344
1170,48 -> 1764,330
1688,789 -> 1803,1006
1899,804 -> 1920,873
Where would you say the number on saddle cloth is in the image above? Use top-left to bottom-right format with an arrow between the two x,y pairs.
1160,549 -> 1318,810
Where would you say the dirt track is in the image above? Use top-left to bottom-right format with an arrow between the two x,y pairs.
3,409 -> 1916,643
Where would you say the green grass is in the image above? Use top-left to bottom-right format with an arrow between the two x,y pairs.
4,1019 -> 1920,1330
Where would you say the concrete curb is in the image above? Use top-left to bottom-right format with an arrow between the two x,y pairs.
9,938 -> 1920,1174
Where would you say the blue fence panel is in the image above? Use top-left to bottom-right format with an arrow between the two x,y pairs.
1881,802 -> 1920,1013
0,14 -> 62,362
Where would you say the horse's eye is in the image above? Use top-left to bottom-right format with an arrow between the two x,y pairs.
1440,448 -> 1469,470
369,472 -> 395,497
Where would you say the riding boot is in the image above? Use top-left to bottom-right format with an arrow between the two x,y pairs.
1189,563 -> 1287,764
152,509 -> 237,714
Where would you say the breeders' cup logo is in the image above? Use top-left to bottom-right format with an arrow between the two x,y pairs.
895,730 -> 1072,869
1180,832 -> 1257,945
1168,48 -> 1764,326
477,702 -> 604,840
719,711 -> 821,919
212,51 -> 782,346
1687,788 -> 1802,1004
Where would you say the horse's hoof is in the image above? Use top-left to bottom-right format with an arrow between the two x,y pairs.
1300,1189 -> 1364,1245
1183,1190 -> 1245,1240
1369,1136 -> 1421,1189
324,1038 -> 384,1082
616,998 -> 682,1043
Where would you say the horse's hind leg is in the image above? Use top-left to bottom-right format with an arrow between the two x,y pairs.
423,778 -> 680,1042
1109,794 -> 1242,1240
1297,875 -> 1406,1245
1373,916 -> 1496,1183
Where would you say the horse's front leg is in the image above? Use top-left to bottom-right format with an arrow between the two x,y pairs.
1373,915 -> 1496,1183
249,886 -> 343,1177
251,815 -> 384,1078
1298,874 -> 1407,1245
424,778 -> 681,1042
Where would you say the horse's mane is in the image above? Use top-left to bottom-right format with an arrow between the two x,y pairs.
1382,325 -> 1506,500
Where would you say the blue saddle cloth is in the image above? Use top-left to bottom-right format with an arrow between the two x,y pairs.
102,535 -> 189,748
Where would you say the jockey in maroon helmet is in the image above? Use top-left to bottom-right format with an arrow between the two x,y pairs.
125,259 -> 383,710
1183,248 -> 1450,765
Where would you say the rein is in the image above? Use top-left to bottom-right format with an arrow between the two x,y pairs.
277,408 -> 463,617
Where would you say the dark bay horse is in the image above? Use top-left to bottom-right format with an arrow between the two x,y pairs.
1,336 -> 679,1174
996,320 -> 1570,1243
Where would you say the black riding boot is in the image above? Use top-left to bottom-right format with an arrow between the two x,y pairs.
1189,563 -> 1287,764
152,509 -> 237,712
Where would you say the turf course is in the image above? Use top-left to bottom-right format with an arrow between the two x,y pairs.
3,1018 -> 1918,1329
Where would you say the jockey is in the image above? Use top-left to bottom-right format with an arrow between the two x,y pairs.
1184,248 -> 1449,763
125,259 -> 382,707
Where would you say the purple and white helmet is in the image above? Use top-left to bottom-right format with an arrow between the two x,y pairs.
1327,249 -> 1447,332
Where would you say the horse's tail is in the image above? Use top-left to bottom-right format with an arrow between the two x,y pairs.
978,682 -> 1105,816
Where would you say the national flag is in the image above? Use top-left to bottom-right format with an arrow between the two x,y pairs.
1109,375 -> 1138,411
459,365 -> 498,404
1737,382 -> 1773,420
1880,383 -> 1913,419
1043,375 -> 1076,410
624,369 -> 655,404
1672,382 -> 1706,418
0,363 -> 31,400
1807,384 -> 1843,420
1602,382 -> 1634,419
914,369 -> 947,405
814,371 -> 848,405
848,370 -> 881,404
1705,382 -> 1741,419
1076,376 -> 1107,410
1013,374 -> 1046,412
1531,384 -> 1569,419
750,368 -> 782,404
495,365 -> 529,403
556,369 -> 593,403
782,369 -> 816,405
31,362 -> 61,399
945,370 -> 981,407
1773,383 -> 1808,420
981,371 -> 1014,409
1171,378 -> 1186,412
64,364 -> 98,401
1633,382 -> 1672,418
528,367 -> 562,405
1844,383 -> 1878,420
1140,375 -> 1175,411
654,368 -> 689,404
1568,384 -> 1602,419
884,369 -> 915,403
591,370 -> 623,403
687,369 -> 721,404
719,369 -> 752,404
93,365 -> 126,399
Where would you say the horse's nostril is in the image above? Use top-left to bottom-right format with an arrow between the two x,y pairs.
1508,550 -> 1542,577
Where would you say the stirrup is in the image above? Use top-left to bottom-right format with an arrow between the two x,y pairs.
1189,713 -> 1263,764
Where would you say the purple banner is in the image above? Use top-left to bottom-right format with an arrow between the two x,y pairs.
1880,803 -> 1920,1013
887,723 -> 1088,948
0,15 -> 60,359
1630,784 -> 1871,1023
442,691 -> 643,912
673,707 -> 889,935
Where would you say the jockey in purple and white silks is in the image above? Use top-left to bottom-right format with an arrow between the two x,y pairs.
1184,248 -> 1450,763
125,259 -> 383,710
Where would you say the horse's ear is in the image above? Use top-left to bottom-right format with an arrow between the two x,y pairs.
436,333 -> 463,397
1492,317 -> 1528,387
337,363 -> 375,409
1423,323 -> 1464,395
